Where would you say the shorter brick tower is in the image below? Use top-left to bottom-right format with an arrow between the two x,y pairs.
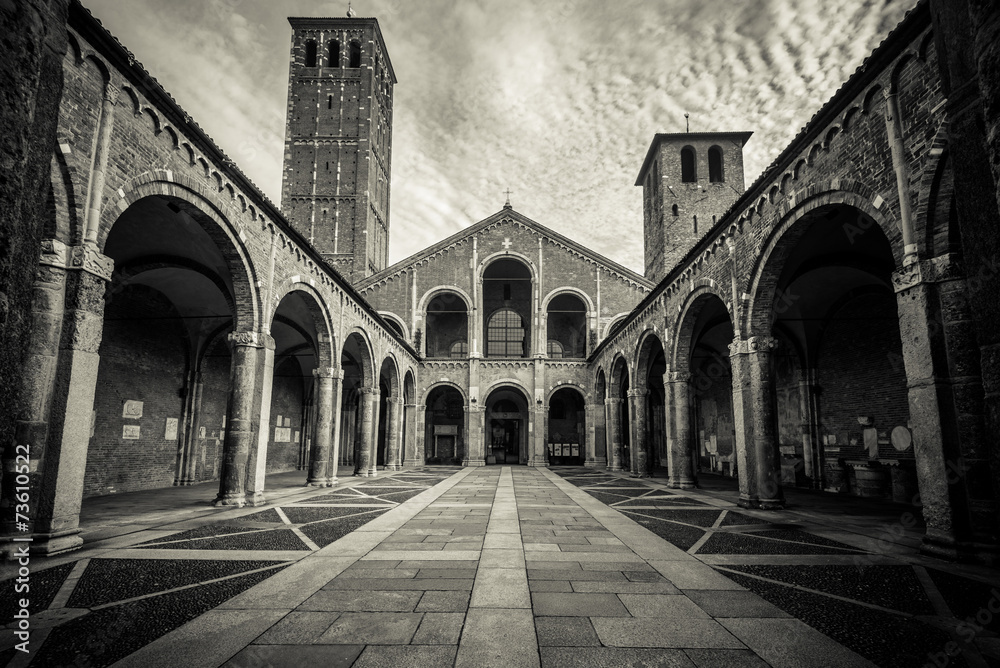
282,13 -> 396,282
637,132 -> 752,283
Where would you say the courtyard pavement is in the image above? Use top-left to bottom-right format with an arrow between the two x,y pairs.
2,466 -> 999,667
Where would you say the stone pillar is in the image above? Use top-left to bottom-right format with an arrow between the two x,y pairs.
1,243 -> 112,557
585,403 -> 607,467
628,389 -> 649,477
176,370 -> 204,486
797,369 -> 823,489
667,372 -> 696,489
730,336 -> 784,509
606,397 -> 623,471
414,403 -> 427,465
464,405 -> 486,466
357,386 -> 379,477
528,405 -> 548,467
307,367 -> 338,486
215,331 -> 267,507
404,403 -> 421,467
386,396 -> 404,470
246,333 -> 275,506
84,84 -> 119,244
893,259 -> 993,559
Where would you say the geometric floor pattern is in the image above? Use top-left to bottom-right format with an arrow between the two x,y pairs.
2,466 -> 998,667
555,467 -> 1000,668
0,468 -> 459,668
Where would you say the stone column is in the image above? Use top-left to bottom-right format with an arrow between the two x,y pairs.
893,259 -> 986,559
357,386 -> 379,477
215,330 -> 267,507
1,243 -> 112,557
528,405 -> 548,467
307,367 -> 337,486
628,389 -> 650,477
386,396 -> 404,470
246,333 -> 275,506
606,397 -> 623,471
730,336 -> 783,509
585,403 -> 606,467
404,403 -> 421,467
328,370 -> 344,483
414,403 -> 427,465
667,372 -> 696,489
176,370 -> 203,486
464,404 -> 486,466
797,369 -> 823,489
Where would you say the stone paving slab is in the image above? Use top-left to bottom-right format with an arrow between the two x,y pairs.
718,618 -> 876,667
591,617 -> 746,649
224,644 -> 365,667
539,647 -> 695,667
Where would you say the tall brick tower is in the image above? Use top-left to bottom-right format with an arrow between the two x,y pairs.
636,132 -> 752,283
282,14 -> 395,282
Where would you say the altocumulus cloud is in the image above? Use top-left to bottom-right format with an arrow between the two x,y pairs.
83,0 -> 915,272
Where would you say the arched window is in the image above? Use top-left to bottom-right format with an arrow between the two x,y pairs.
671,203 -> 679,216
546,293 -> 587,358
329,40 -> 341,67
450,341 -> 468,358
426,292 -> 468,358
304,40 -> 317,67
349,41 -> 362,68
483,258 -> 532,358
708,145 -> 725,182
488,309 -> 526,357
681,146 -> 697,182
547,341 -> 564,358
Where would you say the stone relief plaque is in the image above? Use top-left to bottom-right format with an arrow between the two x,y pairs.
123,425 -> 140,439
123,400 -> 143,419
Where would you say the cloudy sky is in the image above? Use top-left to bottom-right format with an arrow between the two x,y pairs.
83,0 -> 916,272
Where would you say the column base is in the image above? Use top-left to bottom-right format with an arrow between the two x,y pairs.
2,529 -> 83,559
585,458 -> 607,468
353,471 -> 370,478
607,465 -> 622,472
385,464 -> 401,471
462,458 -> 486,467
247,492 -> 267,507
737,494 -> 785,510
527,461 -> 549,468
667,477 -> 697,489
403,462 -> 421,469
213,492 -> 247,507
367,468 -> 378,477
305,478 -> 334,487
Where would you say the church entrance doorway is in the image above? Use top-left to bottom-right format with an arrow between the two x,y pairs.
485,387 -> 529,465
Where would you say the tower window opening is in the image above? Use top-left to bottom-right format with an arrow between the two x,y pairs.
693,215 -> 698,234
327,95 -> 332,109
708,145 -> 725,182
681,146 -> 697,183
672,204 -> 679,216
304,40 -> 317,67
349,41 -> 362,68
330,40 -> 340,67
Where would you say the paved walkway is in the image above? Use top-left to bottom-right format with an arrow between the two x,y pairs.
2,467 -> 999,667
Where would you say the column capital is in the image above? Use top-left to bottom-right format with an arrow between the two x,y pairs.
227,330 -> 274,350
312,367 -> 343,380
389,396 -> 405,406
39,239 -> 69,270
730,336 -> 779,356
358,386 -> 380,397
69,243 -> 114,282
606,397 -> 623,406
626,389 -> 649,398
667,371 -> 692,384
104,82 -> 121,104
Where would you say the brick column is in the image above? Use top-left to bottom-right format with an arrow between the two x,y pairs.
215,330 -> 268,507
667,372 -> 696,489
307,367 -> 339,486
606,397 -> 623,471
628,389 -> 649,477
1,242 -> 112,556
386,396 -> 404,470
730,336 -> 784,509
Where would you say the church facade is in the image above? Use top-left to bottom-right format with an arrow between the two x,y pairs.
2,0 -> 999,567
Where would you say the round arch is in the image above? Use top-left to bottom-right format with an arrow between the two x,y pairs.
379,353 -> 401,398
634,329 -> 667,377
603,313 -> 631,340
477,251 -> 538,281
417,285 -> 473,314
744,188 -> 896,339
481,379 -> 533,403
270,283 -> 335,369
422,381 -> 468,405
670,285 -> 732,371
342,328 -> 375,387
541,286 -> 595,314
546,382 -> 589,403
105,179 -> 260,333
378,312 -> 410,341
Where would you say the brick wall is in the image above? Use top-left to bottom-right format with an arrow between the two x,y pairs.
267,356 -> 306,473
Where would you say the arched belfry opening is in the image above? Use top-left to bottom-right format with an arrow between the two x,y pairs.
426,292 -> 468,358
681,146 -> 697,182
486,386 -> 529,465
304,39 -> 318,67
483,258 -> 532,358
708,145 -> 725,182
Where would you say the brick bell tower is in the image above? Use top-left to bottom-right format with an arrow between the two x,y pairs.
282,11 -> 396,282
637,131 -> 752,284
